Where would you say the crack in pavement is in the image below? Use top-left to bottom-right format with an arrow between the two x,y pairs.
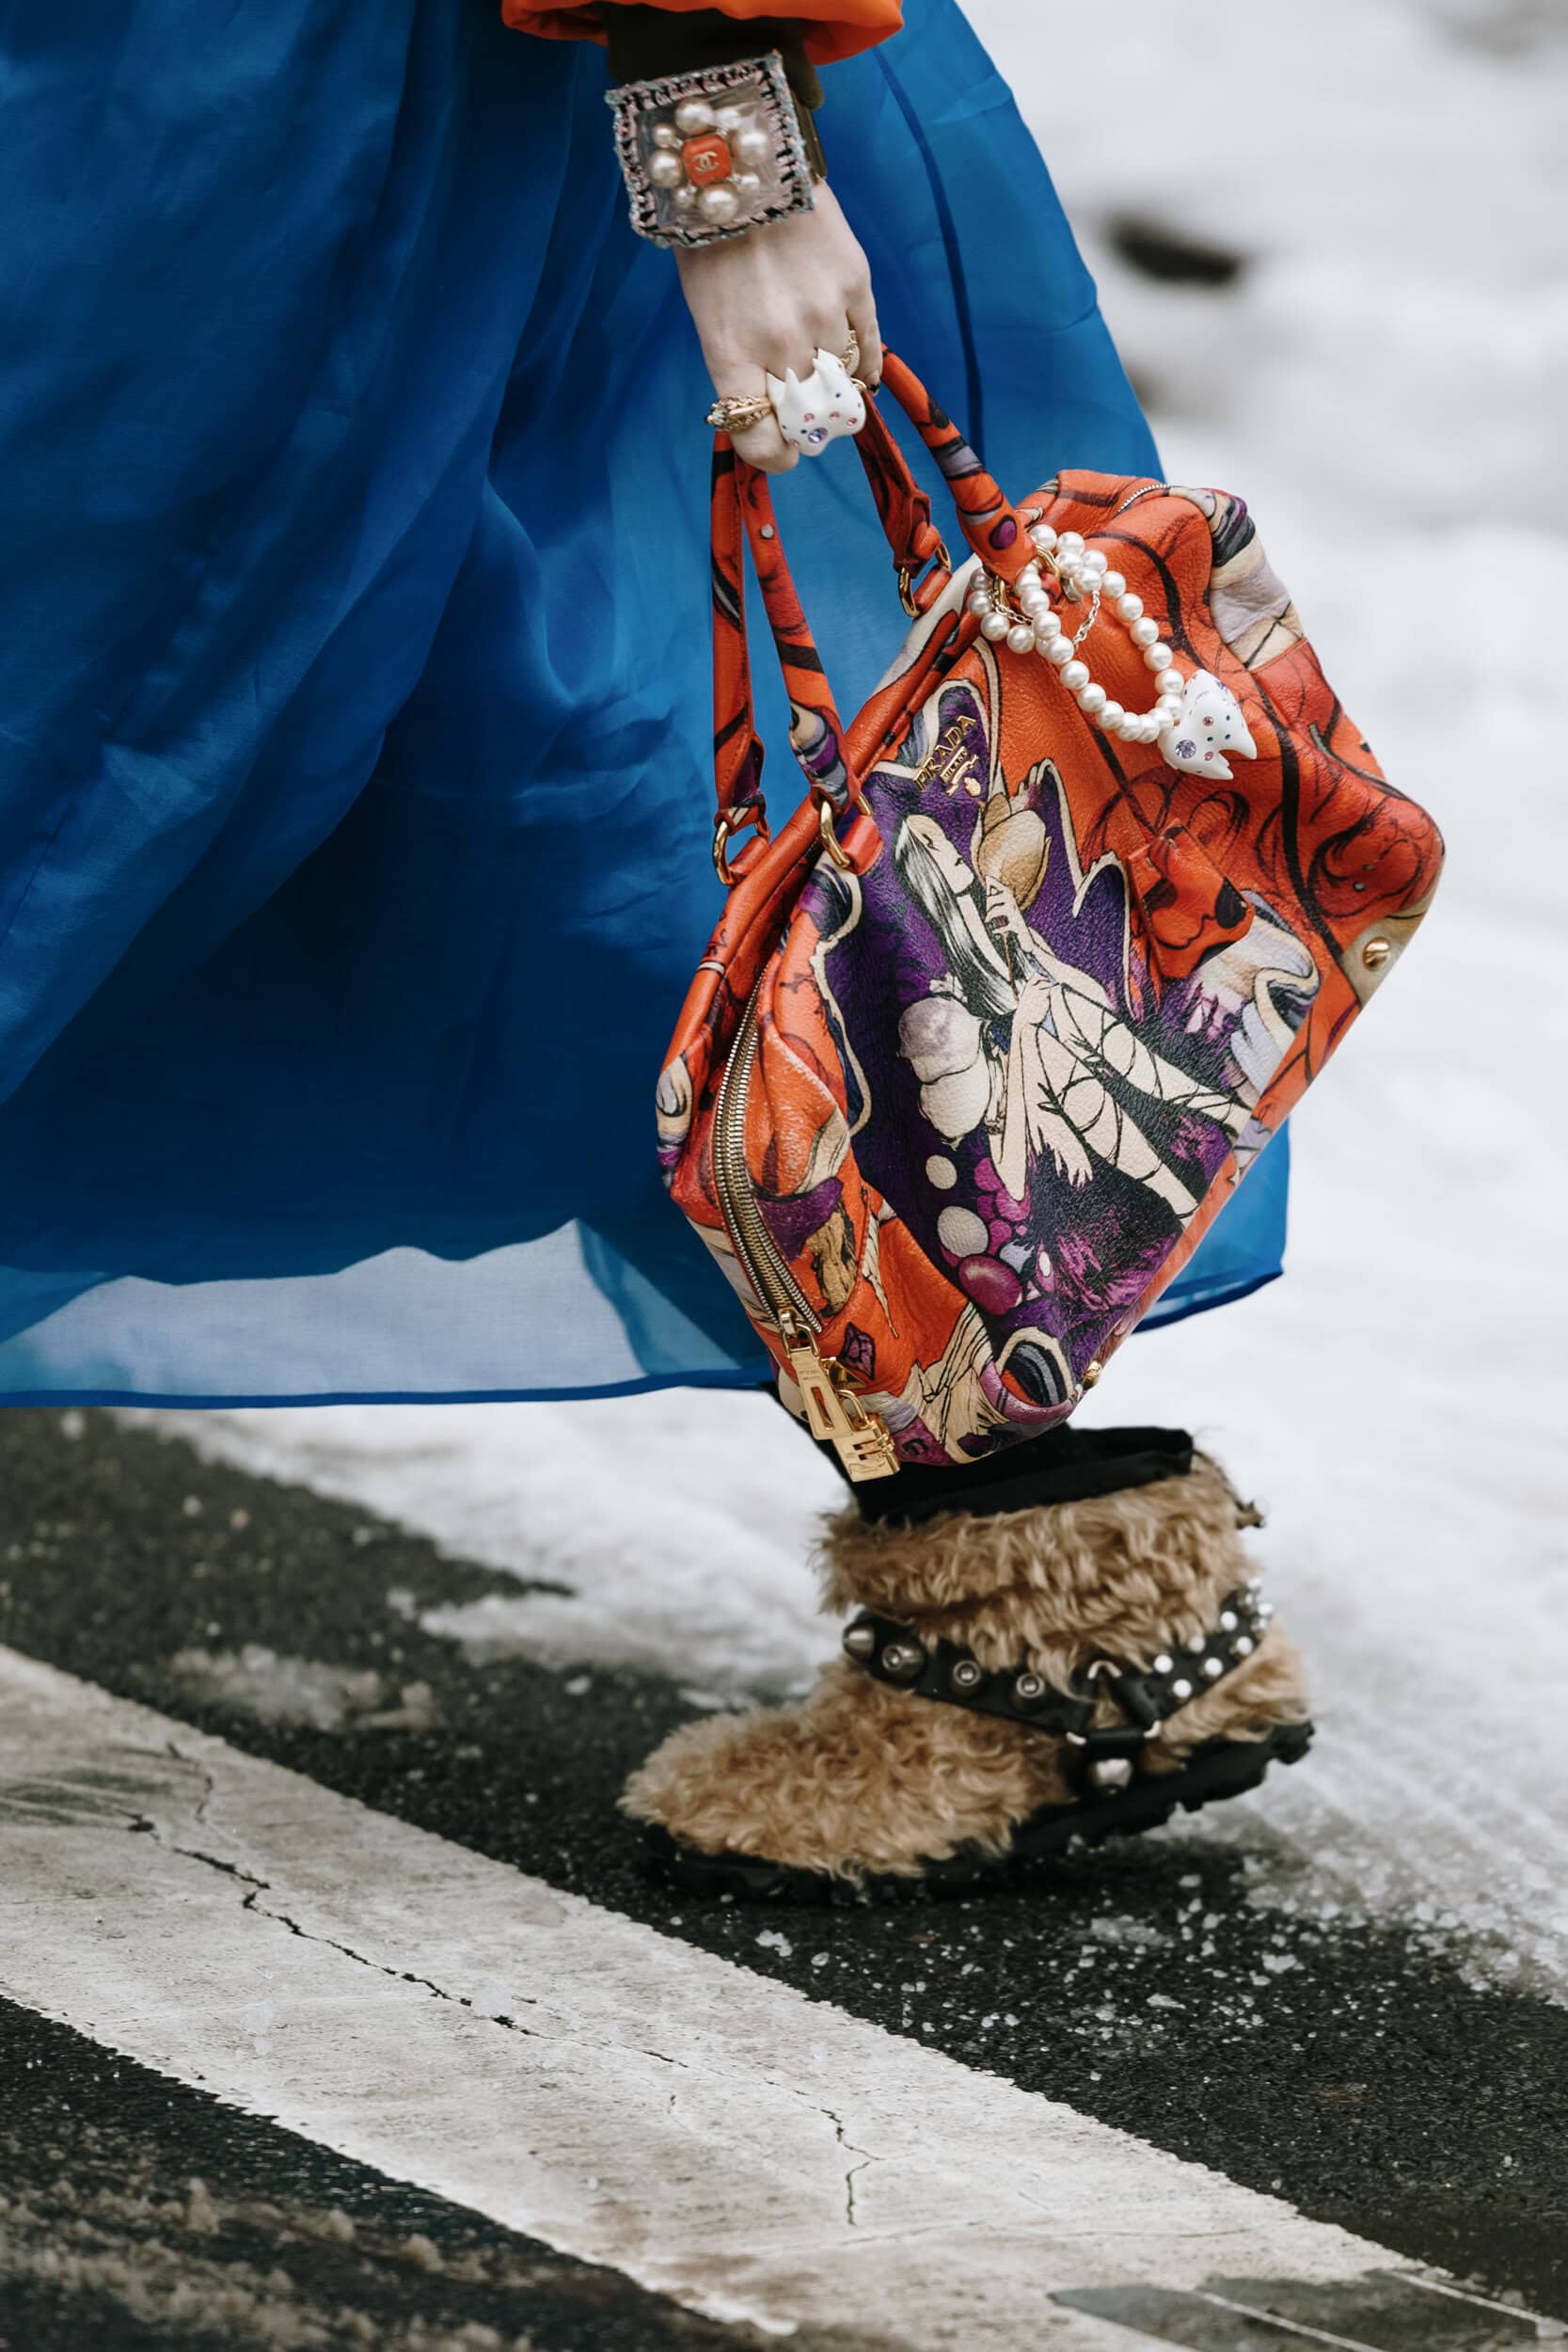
144,1741 -> 895,2235
823,2110 -> 879,2228
144,1739 -> 546,2030
637,2043 -> 881,2230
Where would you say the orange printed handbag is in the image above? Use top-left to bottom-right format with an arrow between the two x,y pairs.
656,355 -> 1444,1478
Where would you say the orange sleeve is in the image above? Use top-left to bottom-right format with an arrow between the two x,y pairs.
499,0 -> 903,70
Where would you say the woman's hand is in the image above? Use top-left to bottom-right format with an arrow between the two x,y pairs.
675,184 -> 881,473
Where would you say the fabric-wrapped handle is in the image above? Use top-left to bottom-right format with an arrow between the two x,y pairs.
852,401 -> 947,609
876,353 -> 1032,581
709,352 -> 1026,879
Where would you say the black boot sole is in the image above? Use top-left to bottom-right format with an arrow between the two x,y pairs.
641,1721 -> 1314,1905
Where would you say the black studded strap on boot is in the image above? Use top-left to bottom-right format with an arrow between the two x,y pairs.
842,1581 -> 1274,1793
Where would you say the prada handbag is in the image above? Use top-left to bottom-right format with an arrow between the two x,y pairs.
656,356 -> 1444,1478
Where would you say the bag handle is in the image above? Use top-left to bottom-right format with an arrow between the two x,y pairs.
712,442 -> 855,882
710,440 -> 770,877
851,399 -> 950,614
877,352 -> 1033,582
711,389 -> 951,882
709,353 -> 1029,881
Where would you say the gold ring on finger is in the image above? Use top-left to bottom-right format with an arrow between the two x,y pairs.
705,393 -> 776,435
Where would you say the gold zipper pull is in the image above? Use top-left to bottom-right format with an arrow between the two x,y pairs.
780,1317 -> 899,1483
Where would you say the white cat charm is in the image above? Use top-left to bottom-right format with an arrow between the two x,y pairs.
1158,669 -> 1259,779
766,349 -> 866,456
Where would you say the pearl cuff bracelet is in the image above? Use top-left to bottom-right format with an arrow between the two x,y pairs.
608,54 -> 816,248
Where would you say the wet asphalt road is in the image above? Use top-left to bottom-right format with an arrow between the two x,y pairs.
1,1405 -> 1565,2344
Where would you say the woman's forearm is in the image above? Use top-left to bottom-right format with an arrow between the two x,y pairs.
505,1 -> 887,473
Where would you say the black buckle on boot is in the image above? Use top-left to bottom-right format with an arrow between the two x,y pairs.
842,1582 -> 1274,1795
1064,1661 -> 1161,1795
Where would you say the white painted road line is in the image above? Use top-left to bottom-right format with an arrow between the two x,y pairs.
0,1647 -> 1470,2351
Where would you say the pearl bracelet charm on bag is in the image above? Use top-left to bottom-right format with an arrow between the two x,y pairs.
607,54 -> 815,248
964,517 -> 1259,780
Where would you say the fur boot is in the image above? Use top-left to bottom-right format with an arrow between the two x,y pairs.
623,1453 -> 1309,1891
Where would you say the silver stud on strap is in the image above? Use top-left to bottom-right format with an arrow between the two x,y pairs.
879,1640 -> 927,1682
949,1658 -> 984,1693
843,1621 -> 877,1660
1087,1756 -> 1134,1791
1202,1656 -> 1225,1679
1013,1671 -> 1047,1705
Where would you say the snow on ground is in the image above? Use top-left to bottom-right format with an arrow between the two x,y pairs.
135,2 -> 1568,1974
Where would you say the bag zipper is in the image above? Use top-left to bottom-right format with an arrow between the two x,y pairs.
712,972 -> 898,1482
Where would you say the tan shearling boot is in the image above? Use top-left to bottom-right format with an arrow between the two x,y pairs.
624,1450 -> 1310,1899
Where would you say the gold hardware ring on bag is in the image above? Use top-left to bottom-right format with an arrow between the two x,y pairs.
712,804 -> 769,886
816,797 -> 857,871
897,537 -> 953,619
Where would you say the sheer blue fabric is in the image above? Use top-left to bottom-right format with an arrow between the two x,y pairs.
0,0 -> 1287,1406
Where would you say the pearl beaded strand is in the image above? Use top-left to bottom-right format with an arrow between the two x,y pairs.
963,519 -> 1188,747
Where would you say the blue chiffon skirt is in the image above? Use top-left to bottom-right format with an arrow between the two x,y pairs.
0,0 -> 1287,1406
